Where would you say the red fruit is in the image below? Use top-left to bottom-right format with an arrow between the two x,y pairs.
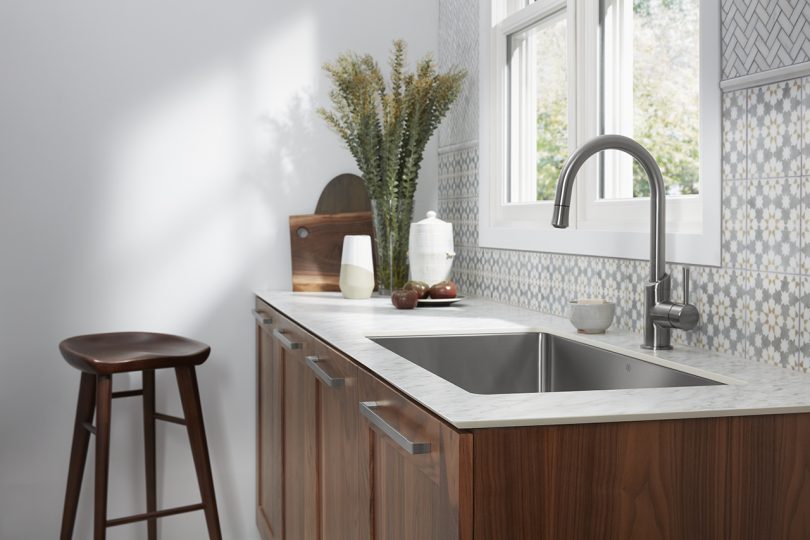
428,280 -> 457,299
403,280 -> 430,299
391,288 -> 419,309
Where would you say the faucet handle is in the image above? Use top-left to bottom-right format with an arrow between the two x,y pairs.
675,266 -> 699,331
683,267 -> 690,304
652,267 -> 699,331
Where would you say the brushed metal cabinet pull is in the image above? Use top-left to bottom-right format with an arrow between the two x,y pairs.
359,401 -> 431,455
305,356 -> 345,388
252,310 -> 273,326
272,329 -> 302,351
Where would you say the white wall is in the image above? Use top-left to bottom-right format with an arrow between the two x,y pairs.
0,1 -> 438,538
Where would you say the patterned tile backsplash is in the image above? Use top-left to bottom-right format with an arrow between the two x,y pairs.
746,80 -> 803,178
437,1 -> 810,372
436,0 -> 810,372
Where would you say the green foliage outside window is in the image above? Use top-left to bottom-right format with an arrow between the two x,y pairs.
536,103 -> 568,201
533,0 -> 699,200
630,0 -> 699,197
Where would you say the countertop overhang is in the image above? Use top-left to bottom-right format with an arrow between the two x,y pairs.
255,291 -> 810,429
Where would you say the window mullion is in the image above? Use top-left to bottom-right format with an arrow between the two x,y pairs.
572,0 -> 600,229
601,0 -> 635,198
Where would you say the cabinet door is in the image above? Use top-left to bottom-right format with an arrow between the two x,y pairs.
277,320 -> 319,540
307,343 -> 370,540
255,303 -> 283,540
358,372 -> 472,540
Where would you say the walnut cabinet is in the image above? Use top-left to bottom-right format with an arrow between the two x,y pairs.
255,298 -> 810,540
255,299 -> 469,539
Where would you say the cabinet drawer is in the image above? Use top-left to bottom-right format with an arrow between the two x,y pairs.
268,309 -> 308,353
253,299 -> 276,332
358,370 -> 442,483
307,340 -> 356,389
253,301 -> 309,352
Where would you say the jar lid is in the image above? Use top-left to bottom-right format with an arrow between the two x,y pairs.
414,211 -> 449,226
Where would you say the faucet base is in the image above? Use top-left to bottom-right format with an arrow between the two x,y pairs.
640,344 -> 674,351
644,275 -> 673,350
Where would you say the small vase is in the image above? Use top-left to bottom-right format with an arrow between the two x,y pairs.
371,199 -> 411,294
339,235 -> 375,299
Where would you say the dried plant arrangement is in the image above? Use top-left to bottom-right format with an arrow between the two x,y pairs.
319,39 -> 466,291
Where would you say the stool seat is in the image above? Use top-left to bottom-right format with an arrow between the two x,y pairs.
60,332 -> 210,375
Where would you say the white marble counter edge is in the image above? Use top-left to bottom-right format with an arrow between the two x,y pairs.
255,291 -> 810,429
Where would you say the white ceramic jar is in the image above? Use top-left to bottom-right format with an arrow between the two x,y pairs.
408,211 -> 455,285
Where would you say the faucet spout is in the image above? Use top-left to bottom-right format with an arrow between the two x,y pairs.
551,134 -> 666,283
551,134 -> 699,350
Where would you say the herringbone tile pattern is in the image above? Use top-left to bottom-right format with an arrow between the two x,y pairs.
438,0 -> 479,148
722,0 -> 810,80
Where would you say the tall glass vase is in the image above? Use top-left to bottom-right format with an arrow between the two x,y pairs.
371,199 -> 411,294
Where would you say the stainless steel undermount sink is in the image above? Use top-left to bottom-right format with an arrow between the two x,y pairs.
370,333 -> 724,395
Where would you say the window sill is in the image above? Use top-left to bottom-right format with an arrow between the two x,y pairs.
478,207 -> 721,266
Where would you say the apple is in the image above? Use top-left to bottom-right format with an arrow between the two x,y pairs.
403,280 -> 430,299
428,280 -> 457,299
391,288 -> 419,309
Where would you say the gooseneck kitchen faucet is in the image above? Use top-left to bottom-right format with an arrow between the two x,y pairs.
551,134 -> 699,350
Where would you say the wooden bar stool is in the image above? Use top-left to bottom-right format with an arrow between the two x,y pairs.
58,332 -> 222,540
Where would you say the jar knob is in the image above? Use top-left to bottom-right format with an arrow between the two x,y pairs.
426,211 -> 437,219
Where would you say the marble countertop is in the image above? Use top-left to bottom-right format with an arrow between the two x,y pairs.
255,291 -> 810,429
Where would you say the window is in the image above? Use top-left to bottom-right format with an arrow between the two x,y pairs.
479,0 -> 721,265
600,0 -> 700,200
507,7 -> 569,203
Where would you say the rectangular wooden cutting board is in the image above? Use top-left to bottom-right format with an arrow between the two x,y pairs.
289,211 -> 375,292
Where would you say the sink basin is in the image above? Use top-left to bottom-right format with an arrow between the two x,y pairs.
370,333 -> 723,395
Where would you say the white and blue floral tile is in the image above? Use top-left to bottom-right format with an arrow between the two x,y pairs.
799,276 -> 810,372
746,177 -> 801,274
722,177 -> 748,269
748,272 -> 801,368
723,90 -> 747,180
695,268 -> 750,358
802,178 -> 810,274
746,80 -> 802,179
804,78 -> 810,177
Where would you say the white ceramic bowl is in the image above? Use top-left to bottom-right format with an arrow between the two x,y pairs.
568,300 -> 616,334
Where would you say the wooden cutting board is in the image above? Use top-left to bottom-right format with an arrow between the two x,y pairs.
289,211 -> 375,292
314,173 -> 371,214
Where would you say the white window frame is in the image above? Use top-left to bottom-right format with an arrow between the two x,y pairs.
478,0 -> 721,266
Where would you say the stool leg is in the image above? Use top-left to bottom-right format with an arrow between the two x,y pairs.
60,372 -> 97,540
142,369 -> 157,540
94,375 -> 113,540
175,366 -> 222,540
